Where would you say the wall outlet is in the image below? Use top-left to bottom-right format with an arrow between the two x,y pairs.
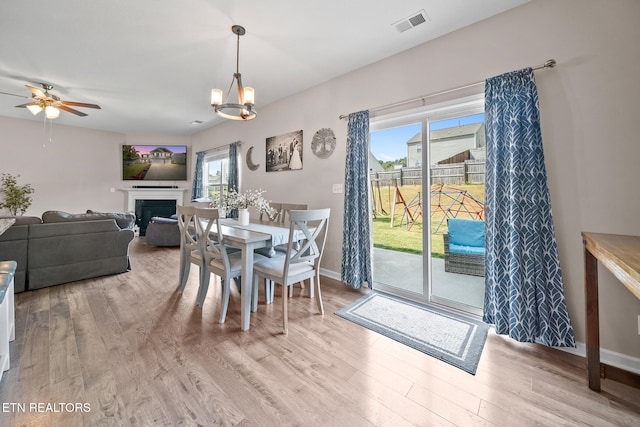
332,183 -> 343,194
110,187 -> 115,193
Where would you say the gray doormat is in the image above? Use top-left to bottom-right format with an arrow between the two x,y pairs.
336,292 -> 488,375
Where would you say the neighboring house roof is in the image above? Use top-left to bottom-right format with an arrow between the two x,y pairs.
430,123 -> 484,142
407,132 -> 421,145
151,147 -> 173,154
405,123 -> 486,165
369,152 -> 384,172
405,124 -> 484,146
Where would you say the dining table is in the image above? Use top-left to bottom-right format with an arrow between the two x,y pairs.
215,218 -> 295,331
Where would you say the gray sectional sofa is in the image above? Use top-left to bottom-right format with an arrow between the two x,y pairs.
0,210 -> 135,292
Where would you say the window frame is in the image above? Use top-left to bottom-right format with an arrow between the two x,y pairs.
203,149 -> 230,205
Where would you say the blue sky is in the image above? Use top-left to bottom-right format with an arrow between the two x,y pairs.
370,113 -> 484,161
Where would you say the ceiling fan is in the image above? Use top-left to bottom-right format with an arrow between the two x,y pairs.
0,83 -> 101,119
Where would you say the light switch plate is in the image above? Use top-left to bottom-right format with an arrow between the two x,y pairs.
332,184 -> 343,194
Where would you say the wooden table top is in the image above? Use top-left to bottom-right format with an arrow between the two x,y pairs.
582,232 -> 640,300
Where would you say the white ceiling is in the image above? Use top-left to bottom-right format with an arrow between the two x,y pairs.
0,0 -> 528,135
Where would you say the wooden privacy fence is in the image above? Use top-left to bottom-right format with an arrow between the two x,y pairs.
371,161 -> 485,186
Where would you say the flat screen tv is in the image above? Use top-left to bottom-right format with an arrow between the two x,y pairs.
122,145 -> 188,181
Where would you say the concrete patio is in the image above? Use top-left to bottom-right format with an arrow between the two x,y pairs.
372,247 -> 484,309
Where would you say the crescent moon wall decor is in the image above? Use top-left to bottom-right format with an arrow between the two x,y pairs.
246,146 -> 260,171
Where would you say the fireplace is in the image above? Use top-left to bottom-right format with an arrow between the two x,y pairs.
121,187 -> 187,236
135,199 -> 176,236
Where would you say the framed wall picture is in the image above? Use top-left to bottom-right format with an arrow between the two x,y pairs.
266,129 -> 303,172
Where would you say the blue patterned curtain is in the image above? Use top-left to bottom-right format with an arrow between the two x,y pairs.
483,68 -> 575,347
227,142 -> 239,218
191,151 -> 205,201
341,110 -> 373,289
228,142 -> 239,193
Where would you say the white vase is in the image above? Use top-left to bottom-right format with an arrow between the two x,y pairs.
218,207 -> 226,218
238,208 -> 250,226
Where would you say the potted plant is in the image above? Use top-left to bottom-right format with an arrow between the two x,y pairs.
0,173 -> 35,216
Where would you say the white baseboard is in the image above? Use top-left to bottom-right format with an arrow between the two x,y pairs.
319,269 -> 640,375
558,342 -> 640,375
319,268 -> 341,282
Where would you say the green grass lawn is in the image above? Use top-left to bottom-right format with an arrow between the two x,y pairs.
372,184 -> 485,257
122,164 -> 149,179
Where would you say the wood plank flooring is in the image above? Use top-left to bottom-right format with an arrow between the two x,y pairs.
1,238 -> 639,426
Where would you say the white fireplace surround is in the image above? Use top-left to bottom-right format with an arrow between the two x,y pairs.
121,188 -> 188,212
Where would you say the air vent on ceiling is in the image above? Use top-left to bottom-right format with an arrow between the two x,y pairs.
393,9 -> 430,33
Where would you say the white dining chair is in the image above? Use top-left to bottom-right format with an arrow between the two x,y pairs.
280,203 -> 308,224
279,203 -> 311,298
256,202 -> 310,301
194,208 -> 267,323
177,205 -> 200,293
251,208 -> 330,333
259,202 -> 283,223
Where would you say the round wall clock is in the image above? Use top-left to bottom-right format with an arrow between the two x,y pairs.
311,128 -> 336,159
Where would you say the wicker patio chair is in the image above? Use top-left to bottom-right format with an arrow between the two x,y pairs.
443,218 -> 485,277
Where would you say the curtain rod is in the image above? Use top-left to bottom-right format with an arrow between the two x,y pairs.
201,140 -> 241,155
338,59 -> 556,120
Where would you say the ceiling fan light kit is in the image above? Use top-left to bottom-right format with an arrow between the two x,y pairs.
26,104 -> 43,115
210,25 -> 257,121
45,106 -> 60,119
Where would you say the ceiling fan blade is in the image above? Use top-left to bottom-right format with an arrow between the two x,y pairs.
60,100 -> 101,109
25,84 -> 46,99
14,102 -> 39,108
0,90 -> 30,99
58,105 -> 88,117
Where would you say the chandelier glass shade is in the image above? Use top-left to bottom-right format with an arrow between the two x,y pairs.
210,25 -> 257,121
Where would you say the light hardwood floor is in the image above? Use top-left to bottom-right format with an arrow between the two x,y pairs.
1,238 -> 639,426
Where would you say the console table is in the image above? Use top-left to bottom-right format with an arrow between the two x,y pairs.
582,232 -> 640,391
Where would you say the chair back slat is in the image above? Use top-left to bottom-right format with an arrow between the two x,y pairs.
194,208 -> 230,271
177,205 -> 197,250
283,208 -> 330,277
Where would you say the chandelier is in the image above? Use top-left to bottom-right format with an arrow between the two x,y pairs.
210,25 -> 256,121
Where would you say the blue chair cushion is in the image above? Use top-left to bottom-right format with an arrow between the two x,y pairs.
449,243 -> 486,255
448,218 -> 484,248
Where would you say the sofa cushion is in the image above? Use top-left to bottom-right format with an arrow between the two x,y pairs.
41,210 -> 135,229
86,210 -> 136,229
0,216 -> 41,225
0,223 -> 30,293
150,216 -> 178,224
146,221 -> 180,246
447,218 -> 485,248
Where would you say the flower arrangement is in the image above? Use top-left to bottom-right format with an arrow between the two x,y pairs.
212,189 -> 275,215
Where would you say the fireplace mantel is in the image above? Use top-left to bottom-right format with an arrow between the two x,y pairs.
121,188 -> 188,212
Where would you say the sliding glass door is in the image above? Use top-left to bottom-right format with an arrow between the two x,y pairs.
370,122 -> 424,299
370,95 -> 485,316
